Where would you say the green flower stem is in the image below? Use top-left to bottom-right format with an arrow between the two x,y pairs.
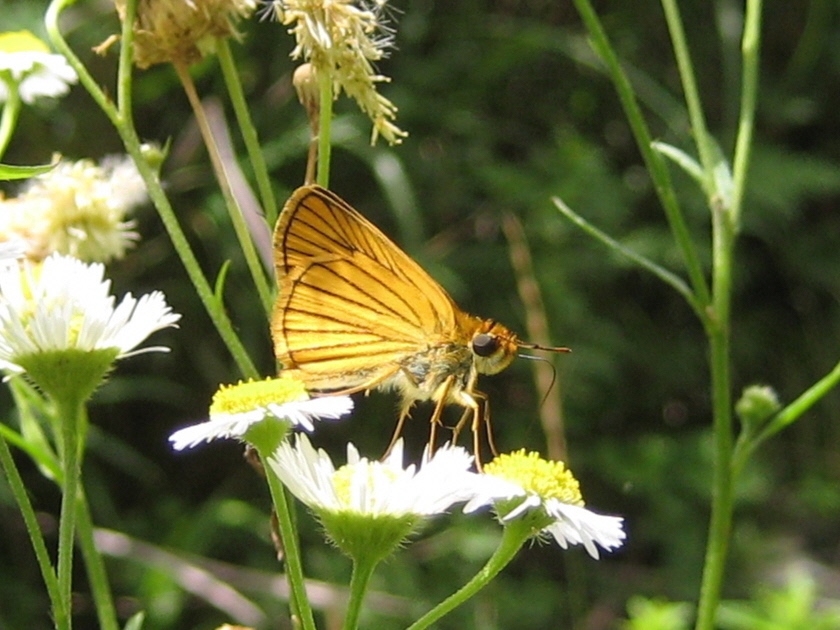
342,556 -> 378,630
46,0 -> 259,379
75,492 -> 119,630
254,443 -> 316,630
316,70 -> 333,187
694,199 -> 737,630
694,4 -> 762,626
406,519 -> 531,630
660,0 -> 717,194
56,396 -> 84,629
217,38 -> 279,229
730,0 -> 762,227
0,430 -> 68,630
0,79 -> 22,160
172,60 -> 274,317
571,0 -> 711,310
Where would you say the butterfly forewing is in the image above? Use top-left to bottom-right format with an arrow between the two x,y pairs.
273,185 -> 461,391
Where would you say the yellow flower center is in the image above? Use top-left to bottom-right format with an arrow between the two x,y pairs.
0,31 -> 50,54
332,462 -> 399,510
484,449 -> 585,506
210,374 -> 308,416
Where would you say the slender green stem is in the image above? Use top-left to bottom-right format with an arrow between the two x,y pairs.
342,556 -> 378,630
56,397 -> 84,629
115,0 -> 136,122
571,0 -> 711,311
0,80 -> 22,160
660,0 -> 717,193
730,0 -> 762,227
0,429 -> 68,630
256,445 -> 316,630
45,0 -> 121,129
46,0 -> 259,379
695,202 -> 735,630
406,520 -> 531,630
172,60 -> 274,317
75,492 -> 119,630
217,38 -> 279,228
316,70 -> 333,187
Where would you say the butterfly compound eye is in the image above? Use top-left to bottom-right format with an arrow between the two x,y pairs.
472,333 -> 499,357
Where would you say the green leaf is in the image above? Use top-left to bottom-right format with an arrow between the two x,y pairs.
123,611 -> 145,630
652,141 -> 704,184
0,161 -> 57,180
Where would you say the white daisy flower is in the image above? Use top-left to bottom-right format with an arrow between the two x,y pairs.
270,434 -> 483,561
464,449 -> 626,559
0,31 -> 77,104
271,434 -> 480,517
169,375 -> 353,450
0,253 -> 180,375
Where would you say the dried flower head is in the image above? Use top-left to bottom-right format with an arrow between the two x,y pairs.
115,0 -> 257,68
0,156 -> 146,263
269,0 -> 407,145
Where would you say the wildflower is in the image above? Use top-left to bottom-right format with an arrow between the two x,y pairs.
0,156 -> 145,263
269,0 -> 407,145
114,0 -> 257,68
270,435 -> 480,560
465,449 -> 625,559
0,253 -> 180,399
0,31 -> 77,104
169,374 -> 353,450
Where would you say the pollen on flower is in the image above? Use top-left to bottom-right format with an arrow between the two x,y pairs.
484,450 -> 584,507
209,374 -> 309,416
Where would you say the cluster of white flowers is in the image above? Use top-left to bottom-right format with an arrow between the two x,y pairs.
0,156 -> 146,263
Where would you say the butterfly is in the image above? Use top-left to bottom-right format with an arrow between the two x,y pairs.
271,185 -> 569,462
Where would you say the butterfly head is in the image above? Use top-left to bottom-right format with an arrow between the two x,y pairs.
470,320 -> 520,375
470,318 -> 572,376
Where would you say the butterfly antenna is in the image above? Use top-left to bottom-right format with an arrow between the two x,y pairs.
517,341 -> 571,354
517,353 -> 558,408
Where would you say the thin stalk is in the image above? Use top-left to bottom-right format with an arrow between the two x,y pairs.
316,71 -> 333,187
660,0 -> 718,191
172,60 -> 274,318
217,39 -> 279,228
695,204 -> 735,630
0,431 -> 68,630
56,397 -> 84,628
45,0 -> 121,129
342,556 -> 378,630
406,520 -> 531,630
76,493 -> 119,630
257,446 -> 316,630
571,0 -> 711,311
0,80 -> 22,159
730,0 -> 763,226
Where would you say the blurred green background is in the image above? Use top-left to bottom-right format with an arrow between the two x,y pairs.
2,0 -> 840,628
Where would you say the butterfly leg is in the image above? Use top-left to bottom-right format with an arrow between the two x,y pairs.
383,402 -> 413,458
428,374 -> 456,454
